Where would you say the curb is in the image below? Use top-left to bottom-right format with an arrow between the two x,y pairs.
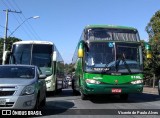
143,87 -> 159,95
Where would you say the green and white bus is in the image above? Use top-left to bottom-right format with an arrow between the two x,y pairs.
72,25 -> 144,100
4,41 -> 64,94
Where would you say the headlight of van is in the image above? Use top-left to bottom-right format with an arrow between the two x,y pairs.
21,84 -> 35,95
86,79 -> 101,84
131,80 -> 143,84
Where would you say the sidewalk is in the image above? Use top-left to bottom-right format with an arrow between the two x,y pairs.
143,86 -> 159,95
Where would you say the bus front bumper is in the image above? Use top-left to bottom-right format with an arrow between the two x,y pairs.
82,84 -> 143,95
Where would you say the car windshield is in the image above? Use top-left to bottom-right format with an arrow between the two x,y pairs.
0,66 -> 35,79
85,42 -> 142,73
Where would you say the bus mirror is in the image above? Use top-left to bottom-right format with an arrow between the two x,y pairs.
78,42 -> 84,58
53,51 -> 57,61
2,51 -> 11,65
145,43 -> 152,59
146,50 -> 152,59
78,48 -> 84,58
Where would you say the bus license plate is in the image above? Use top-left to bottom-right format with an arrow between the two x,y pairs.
0,99 -> 6,105
112,88 -> 122,93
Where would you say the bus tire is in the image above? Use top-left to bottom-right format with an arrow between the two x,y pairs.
120,94 -> 128,100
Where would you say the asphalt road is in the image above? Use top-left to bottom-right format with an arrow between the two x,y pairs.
38,87 -> 160,118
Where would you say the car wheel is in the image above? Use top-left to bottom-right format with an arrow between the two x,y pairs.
40,93 -> 46,107
34,96 -> 40,109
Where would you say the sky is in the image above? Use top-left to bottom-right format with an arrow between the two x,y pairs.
0,0 -> 160,63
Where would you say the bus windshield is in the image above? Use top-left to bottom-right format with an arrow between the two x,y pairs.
85,42 -> 142,73
11,44 -> 53,76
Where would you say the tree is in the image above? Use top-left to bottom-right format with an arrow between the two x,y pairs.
145,10 -> 160,86
146,10 -> 160,39
0,37 -> 21,64
64,63 -> 74,75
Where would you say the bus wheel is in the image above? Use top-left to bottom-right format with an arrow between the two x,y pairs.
120,94 -> 128,100
81,92 -> 88,100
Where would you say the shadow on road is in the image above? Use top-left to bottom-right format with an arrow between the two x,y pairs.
39,88 -> 160,116
40,100 -> 75,116
89,93 -> 160,104
47,88 -> 160,104
46,88 -> 74,98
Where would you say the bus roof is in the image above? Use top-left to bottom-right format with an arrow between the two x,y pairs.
13,40 -> 53,45
85,25 -> 137,31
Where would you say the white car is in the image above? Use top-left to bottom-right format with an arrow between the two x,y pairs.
0,65 -> 46,109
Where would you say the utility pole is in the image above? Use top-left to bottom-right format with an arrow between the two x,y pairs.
2,9 -> 21,65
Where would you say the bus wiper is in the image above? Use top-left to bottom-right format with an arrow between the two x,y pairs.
121,53 -> 132,74
115,59 -> 120,72
115,53 -> 132,74
101,63 -> 110,73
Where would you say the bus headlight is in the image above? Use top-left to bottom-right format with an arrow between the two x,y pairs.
131,80 -> 143,84
86,79 -> 101,84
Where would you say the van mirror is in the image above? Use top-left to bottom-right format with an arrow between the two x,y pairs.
78,42 -> 84,58
2,51 -> 11,65
52,51 -> 57,61
39,74 -> 46,79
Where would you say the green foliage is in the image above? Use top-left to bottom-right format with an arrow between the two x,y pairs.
64,63 -> 74,75
145,10 -> 160,81
0,37 -> 21,64
146,10 -> 160,38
